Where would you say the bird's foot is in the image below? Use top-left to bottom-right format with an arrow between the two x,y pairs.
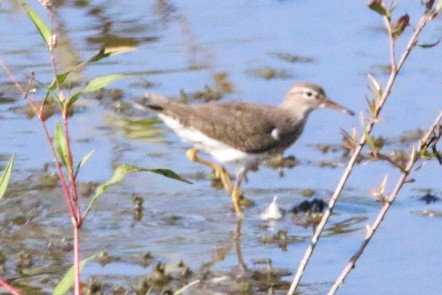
186,148 -> 234,194
231,187 -> 244,218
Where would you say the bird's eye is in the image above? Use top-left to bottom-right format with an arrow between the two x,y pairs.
305,91 -> 313,97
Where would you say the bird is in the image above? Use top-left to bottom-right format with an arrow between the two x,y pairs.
136,83 -> 354,218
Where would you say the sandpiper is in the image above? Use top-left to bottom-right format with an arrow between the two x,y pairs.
137,83 -> 354,217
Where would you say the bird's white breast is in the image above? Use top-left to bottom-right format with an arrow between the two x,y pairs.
158,114 -> 269,167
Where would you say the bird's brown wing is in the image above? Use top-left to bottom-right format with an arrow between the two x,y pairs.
177,102 -> 300,153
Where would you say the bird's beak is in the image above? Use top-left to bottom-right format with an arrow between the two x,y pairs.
321,98 -> 355,116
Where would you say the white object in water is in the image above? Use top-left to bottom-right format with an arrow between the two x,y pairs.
260,196 -> 283,220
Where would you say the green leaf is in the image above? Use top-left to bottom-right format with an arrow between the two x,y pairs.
71,47 -> 135,71
84,165 -> 138,216
84,165 -> 191,216
368,0 -> 391,18
54,123 -> 71,171
87,47 -> 111,63
367,73 -> 382,97
87,47 -> 136,63
65,92 -> 82,112
391,14 -> 410,40
70,48 -> 111,71
48,72 -> 71,92
52,254 -> 98,295
419,39 -> 441,48
21,1 -> 52,48
64,73 -> 129,109
0,155 -> 14,200
82,74 -> 129,93
145,168 -> 192,184
364,131 -> 383,156
74,150 -> 95,178
42,72 -> 71,113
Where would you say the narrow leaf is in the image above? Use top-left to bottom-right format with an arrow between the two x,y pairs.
71,47 -> 135,71
104,46 -> 137,55
65,92 -> 82,112
75,150 -> 95,178
367,73 -> 382,97
54,123 -> 71,171
21,2 -> 52,48
82,74 -> 129,93
84,165 -> 140,215
364,131 -> 378,156
44,72 -> 72,111
48,72 -> 71,92
418,39 -> 441,48
87,48 -> 111,63
368,0 -> 391,18
52,254 -> 98,295
0,155 -> 14,200
145,168 -> 192,184
87,47 -> 136,63
84,165 -> 191,216
391,14 -> 410,40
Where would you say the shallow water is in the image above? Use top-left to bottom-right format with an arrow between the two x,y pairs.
1,1 -> 442,294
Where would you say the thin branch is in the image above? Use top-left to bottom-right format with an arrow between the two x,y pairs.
328,111 -> 442,294
0,60 -> 77,220
286,9 -> 435,295
384,16 -> 396,71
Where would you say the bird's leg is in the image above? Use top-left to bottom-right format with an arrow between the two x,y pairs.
231,167 -> 247,218
186,148 -> 233,194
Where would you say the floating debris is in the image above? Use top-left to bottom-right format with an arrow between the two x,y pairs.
260,196 -> 283,220
269,52 -> 315,64
133,252 -> 154,268
260,230 -> 300,250
301,188 -> 316,197
419,193 -> 440,204
411,209 -> 442,218
247,67 -> 293,80
291,198 -> 326,215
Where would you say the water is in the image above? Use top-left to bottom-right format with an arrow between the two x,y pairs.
1,0 -> 441,294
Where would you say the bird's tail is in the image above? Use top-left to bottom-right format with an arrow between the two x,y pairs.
133,93 -> 169,112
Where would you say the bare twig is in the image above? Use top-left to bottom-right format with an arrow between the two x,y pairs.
287,7 -> 436,295
328,111 -> 442,294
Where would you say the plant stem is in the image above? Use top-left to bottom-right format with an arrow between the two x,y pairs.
328,111 -> 442,294
42,121 -> 77,220
286,10 -> 434,295
0,278 -> 21,295
74,223 -> 81,295
63,116 -> 82,224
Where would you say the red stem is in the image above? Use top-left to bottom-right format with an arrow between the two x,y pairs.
0,278 -> 22,295
41,122 -> 77,221
73,224 -> 81,295
63,115 -> 82,225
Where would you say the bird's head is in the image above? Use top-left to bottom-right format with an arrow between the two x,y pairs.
281,83 -> 355,116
